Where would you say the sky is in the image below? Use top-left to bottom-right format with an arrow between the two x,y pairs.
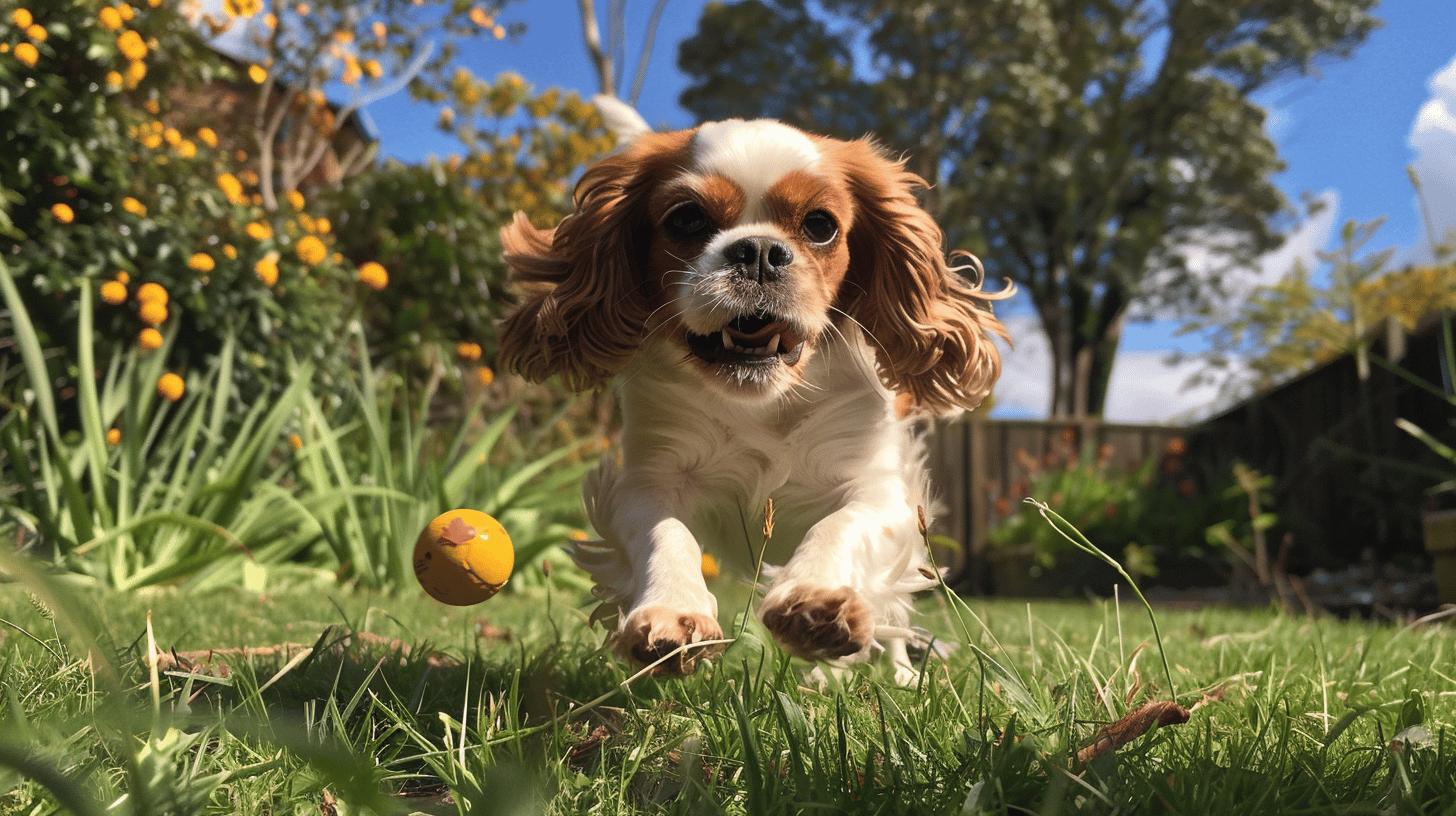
352,0 -> 1456,423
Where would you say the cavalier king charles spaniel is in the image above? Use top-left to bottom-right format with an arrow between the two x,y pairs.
499,99 -> 1009,681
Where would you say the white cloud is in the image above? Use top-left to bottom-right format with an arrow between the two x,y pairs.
1410,53 -> 1456,254
989,314 -> 1230,423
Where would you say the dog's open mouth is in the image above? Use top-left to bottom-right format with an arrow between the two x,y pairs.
685,313 -> 806,368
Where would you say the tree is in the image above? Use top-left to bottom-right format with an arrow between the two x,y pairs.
677,0 -> 1378,416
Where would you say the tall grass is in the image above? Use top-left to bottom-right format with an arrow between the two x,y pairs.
1,259 -> 591,591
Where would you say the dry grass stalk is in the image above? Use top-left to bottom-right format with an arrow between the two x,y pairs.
1076,700 -> 1190,764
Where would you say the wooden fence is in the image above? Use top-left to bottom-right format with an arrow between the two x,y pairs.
925,417 -> 1185,589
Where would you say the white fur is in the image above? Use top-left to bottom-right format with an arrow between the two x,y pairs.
692,119 -> 821,220
592,94 -> 652,144
576,325 -> 943,680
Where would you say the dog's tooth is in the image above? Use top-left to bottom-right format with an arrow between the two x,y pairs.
767,333 -> 781,354
721,329 -> 733,350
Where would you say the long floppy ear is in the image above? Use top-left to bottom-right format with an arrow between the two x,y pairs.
836,139 -> 1012,415
498,133 -> 682,388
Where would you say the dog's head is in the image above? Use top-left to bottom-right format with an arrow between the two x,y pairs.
499,116 -> 1009,413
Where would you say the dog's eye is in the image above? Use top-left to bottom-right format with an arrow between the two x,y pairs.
664,202 -> 712,239
802,210 -> 838,245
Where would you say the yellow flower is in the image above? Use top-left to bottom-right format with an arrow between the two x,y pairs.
138,327 -> 163,351
263,12 -> 277,29
116,29 -> 147,60
216,172 -> 245,204
115,271 -> 130,284
455,341 -> 482,362
121,196 -> 146,216
119,5 -> 135,21
10,8 -> 32,28
106,427 -> 122,446
701,553 -> 720,579
222,0 -> 260,17
247,63 -> 267,84
568,529 -> 590,542
288,432 -> 303,450
254,251 -> 279,286
25,23 -> 45,42
105,70 -> 123,88
222,243 -> 237,260
138,300 -> 167,325
187,252 -> 215,272
136,282 -> 168,304
50,203 -> 74,223
100,280 -> 128,304
313,216 -> 331,234
196,127 -> 218,148
295,235 -> 326,266
371,20 -> 386,42
285,190 -> 304,209
14,42 -> 39,68
163,127 -> 181,146
468,6 -> 492,27
356,260 -> 388,290
176,139 -> 197,159
245,221 -> 272,240
341,57 -> 361,85
98,6 -> 123,30
362,58 -> 382,79
492,24 -> 504,40
157,372 -> 185,402
140,132 -> 161,149
125,59 -> 146,86
474,365 -> 494,386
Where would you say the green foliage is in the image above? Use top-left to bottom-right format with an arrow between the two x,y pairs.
987,440 -> 1237,582
1,258 -> 589,592
678,0 -> 1379,416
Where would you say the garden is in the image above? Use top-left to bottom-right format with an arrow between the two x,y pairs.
2,0 -> 1455,813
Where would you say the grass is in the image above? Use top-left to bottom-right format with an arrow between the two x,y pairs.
1,567 -> 1452,814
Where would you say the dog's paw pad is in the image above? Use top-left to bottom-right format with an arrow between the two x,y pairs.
613,606 -> 724,676
760,585 -> 874,661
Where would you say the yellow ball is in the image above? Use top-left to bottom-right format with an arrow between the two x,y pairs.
413,509 -> 513,606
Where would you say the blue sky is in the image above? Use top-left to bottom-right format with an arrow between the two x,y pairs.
358,0 -> 1456,421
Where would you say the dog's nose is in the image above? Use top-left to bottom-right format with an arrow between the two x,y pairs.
725,236 -> 794,282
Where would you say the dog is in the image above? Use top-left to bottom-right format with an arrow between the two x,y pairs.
498,98 -> 1009,680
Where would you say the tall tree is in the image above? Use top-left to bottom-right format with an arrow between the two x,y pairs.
678,0 -> 1378,416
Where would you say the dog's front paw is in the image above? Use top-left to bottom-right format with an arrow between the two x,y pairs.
760,585 -> 874,661
613,606 -> 724,676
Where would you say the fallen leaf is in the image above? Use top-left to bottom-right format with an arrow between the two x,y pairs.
1077,700 -> 1190,764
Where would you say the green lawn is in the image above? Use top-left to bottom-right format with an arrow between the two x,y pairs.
0,572 -> 1452,815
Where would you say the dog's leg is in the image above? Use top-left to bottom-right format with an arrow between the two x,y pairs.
594,477 -> 723,675
759,491 -> 922,663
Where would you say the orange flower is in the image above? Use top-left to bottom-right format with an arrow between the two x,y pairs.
100,280 -> 128,305
288,432 -> 303,450
105,70 -> 123,88
455,341 -> 482,362
98,6 -> 123,30
362,58 -> 382,79
567,529 -> 589,542
11,8 -> 32,27
245,221 -> 273,240
356,260 -> 387,290
135,281 -> 168,304
13,42 -> 38,68
50,202 -> 74,223
247,63 -> 267,84
138,300 -> 167,325
121,196 -> 146,216
176,139 -> 197,159
116,29 -> 147,60
138,327 -> 163,351
474,365 -> 494,386
25,23 -> 45,42
187,252 -> 215,272
106,427 -> 122,446
217,172 -> 245,204
157,372 -> 185,402
125,58 -> 146,87
195,127 -> 218,148
254,251 -> 279,286
285,189 -> 304,209
115,271 -> 130,284
295,235 -> 326,266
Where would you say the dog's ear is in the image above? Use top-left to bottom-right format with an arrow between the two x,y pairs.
499,133 -> 683,388
835,139 -> 1011,414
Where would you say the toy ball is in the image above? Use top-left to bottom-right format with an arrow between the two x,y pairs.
413,509 -> 514,606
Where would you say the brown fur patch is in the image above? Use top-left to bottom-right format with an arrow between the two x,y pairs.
760,585 -> 874,660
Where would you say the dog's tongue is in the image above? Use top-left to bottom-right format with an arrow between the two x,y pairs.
728,321 -> 786,345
